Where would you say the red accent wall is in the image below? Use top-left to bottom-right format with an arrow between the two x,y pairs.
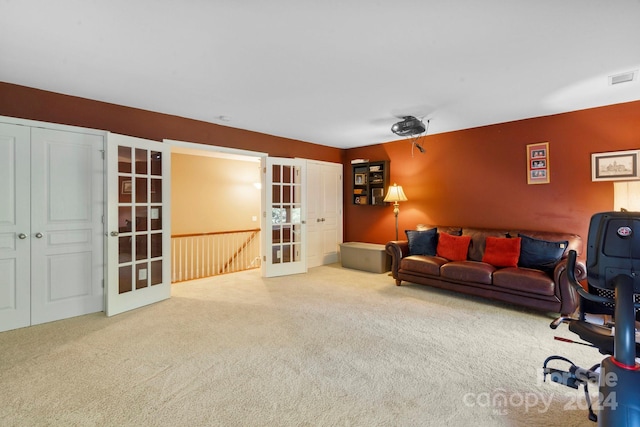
344,101 -> 640,245
2,82 -> 639,248
0,82 -> 343,163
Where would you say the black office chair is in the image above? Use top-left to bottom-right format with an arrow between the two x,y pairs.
558,281 -> 640,357
543,211 -> 640,425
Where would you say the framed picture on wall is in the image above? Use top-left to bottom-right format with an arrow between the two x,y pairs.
591,149 -> 640,181
526,142 -> 550,184
121,180 -> 132,194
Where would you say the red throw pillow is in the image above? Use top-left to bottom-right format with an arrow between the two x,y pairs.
482,236 -> 522,267
436,232 -> 471,261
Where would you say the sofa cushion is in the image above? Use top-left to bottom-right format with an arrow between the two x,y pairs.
518,234 -> 568,273
482,236 -> 521,267
493,267 -> 555,296
440,261 -> 495,285
436,233 -> 471,261
405,228 -> 438,256
400,255 -> 447,276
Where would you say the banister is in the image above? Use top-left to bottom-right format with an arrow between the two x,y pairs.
172,228 -> 260,238
171,228 -> 261,282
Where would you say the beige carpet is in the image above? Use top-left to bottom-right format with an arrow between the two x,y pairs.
0,264 -> 601,427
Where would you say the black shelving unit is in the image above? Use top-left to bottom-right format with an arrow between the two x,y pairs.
351,161 -> 389,205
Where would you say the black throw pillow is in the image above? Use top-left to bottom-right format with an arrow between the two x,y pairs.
518,233 -> 568,272
406,228 -> 438,256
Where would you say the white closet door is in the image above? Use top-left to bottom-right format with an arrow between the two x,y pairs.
306,161 -> 322,268
306,161 -> 342,269
320,162 -> 342,265
0,123 -> 31,332
30,128 -> 105,325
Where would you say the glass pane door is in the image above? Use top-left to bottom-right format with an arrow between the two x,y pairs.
106,134 -> 170,316
263,157 -> 306,277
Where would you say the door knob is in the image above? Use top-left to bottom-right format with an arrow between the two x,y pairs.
110,231 -> 119,237
18,233 -> 27,239
35,232 -> 43,238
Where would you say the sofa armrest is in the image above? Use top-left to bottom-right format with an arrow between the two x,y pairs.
386,241 -> 409,278
554,257 -> 587,316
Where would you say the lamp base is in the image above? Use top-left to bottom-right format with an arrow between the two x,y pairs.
393,202 -> 400,241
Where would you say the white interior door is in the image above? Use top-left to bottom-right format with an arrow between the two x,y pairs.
262,157 -> 306,277
306,160 -> 343,268
0,123 -> 31,332
307,162 -> 322,268
30,128 -> 105,325
319,162 -> 342,265
106,133 -> 171,316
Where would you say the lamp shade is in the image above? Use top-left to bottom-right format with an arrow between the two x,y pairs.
383,183 -> 408,203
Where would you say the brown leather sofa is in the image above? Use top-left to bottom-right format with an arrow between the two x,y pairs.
385,226 -> 586,315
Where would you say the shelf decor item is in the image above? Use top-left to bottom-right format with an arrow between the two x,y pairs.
383,183 -> 408,240
371,188 -> 384,205
526,142 -> 550,185
591,149 -> 640,182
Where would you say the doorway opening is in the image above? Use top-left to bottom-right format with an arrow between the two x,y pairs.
168,142 -> 265,283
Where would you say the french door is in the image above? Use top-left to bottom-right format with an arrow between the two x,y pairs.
106,133 -> 171,316
262,157 -> 307,277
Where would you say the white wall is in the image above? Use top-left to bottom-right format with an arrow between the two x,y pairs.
171,153 -> 261,235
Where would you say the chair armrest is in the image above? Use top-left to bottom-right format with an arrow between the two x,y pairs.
386,241 -> 409,278
554,257 -> 587,316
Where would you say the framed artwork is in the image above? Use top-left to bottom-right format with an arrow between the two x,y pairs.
526,142 -> 550,185
354,173 -> 367,185
591,150 -> 640,181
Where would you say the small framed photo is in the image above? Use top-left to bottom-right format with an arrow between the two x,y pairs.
354,173 -> 367,185
531,159 -> 546,169
121,180 -> 132,194
526,142 -> 550,184
591,150 -> 640,181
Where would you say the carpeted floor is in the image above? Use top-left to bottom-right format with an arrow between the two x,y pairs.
0,264 -> 602,426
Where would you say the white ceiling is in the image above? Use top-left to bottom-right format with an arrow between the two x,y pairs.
2,1 -> 640,149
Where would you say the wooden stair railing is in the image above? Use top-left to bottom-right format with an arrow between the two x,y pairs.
218,229 -> 260,275
171,228 -> 261,283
